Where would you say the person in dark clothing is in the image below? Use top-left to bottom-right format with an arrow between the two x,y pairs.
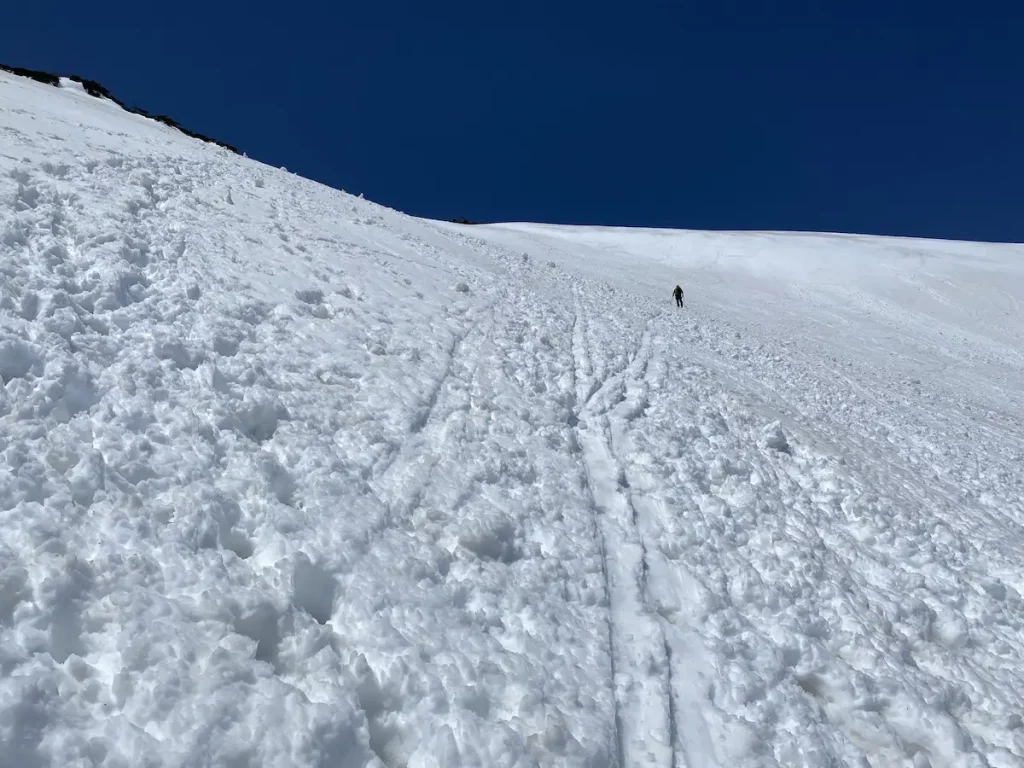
672,285 -> 684,307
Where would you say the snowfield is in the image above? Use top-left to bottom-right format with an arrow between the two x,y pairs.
1,70 -> 1024,768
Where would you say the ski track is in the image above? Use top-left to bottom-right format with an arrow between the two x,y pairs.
2,72 -> 1024,768
579,401 -> 674,768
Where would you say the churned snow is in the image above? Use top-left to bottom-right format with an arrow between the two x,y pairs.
2,69 -> 1024,768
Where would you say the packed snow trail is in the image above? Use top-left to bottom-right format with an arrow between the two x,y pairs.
2,71 -> 1024,768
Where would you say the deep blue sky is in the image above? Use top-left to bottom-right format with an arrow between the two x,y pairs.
4,3 -> 1024,241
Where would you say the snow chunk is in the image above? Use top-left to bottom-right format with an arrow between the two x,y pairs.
58,77 -> 85,92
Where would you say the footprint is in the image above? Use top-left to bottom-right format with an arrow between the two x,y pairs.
225,399 -> 289,444
40,161 -> 71,179
68,450 -> 106,507
294,287 -> 324,305
45,556 -> 95,663
291,555 -> 337,625
0,337 -> 42,382
102,270 -> 150,309
458,515 -> 523,564
8,167 -> 31,184
0,566 -> 30,624
213,334 -> 241,357
233,602 -> 281,666
19,291 -> 39,321
256,451 -> 295,505
195,492 -> 254,559
119,239 -> 150,268
233,301 -> 273,327
15,183 -> 41,211
153,339 -> 205,370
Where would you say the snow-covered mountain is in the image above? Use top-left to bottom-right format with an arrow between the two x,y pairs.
1,69 -> 1022,768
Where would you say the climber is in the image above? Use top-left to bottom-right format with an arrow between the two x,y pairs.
672,284 -> 684,308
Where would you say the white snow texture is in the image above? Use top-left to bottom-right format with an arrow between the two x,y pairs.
1,71 -> 1023,768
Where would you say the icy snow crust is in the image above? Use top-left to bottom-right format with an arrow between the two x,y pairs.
2,70 -> 1024,767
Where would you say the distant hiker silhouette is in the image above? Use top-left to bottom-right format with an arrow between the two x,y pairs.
672,285 -> 684,307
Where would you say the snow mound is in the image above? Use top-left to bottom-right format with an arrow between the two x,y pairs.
2,69 -> 1024,768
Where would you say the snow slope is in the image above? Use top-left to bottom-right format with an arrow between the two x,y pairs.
1,70 -> 1023,768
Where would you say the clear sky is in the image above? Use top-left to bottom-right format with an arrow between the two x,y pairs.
4,2 -> 1023,242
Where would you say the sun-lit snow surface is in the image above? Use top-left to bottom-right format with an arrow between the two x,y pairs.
2,71 -> 1024,768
